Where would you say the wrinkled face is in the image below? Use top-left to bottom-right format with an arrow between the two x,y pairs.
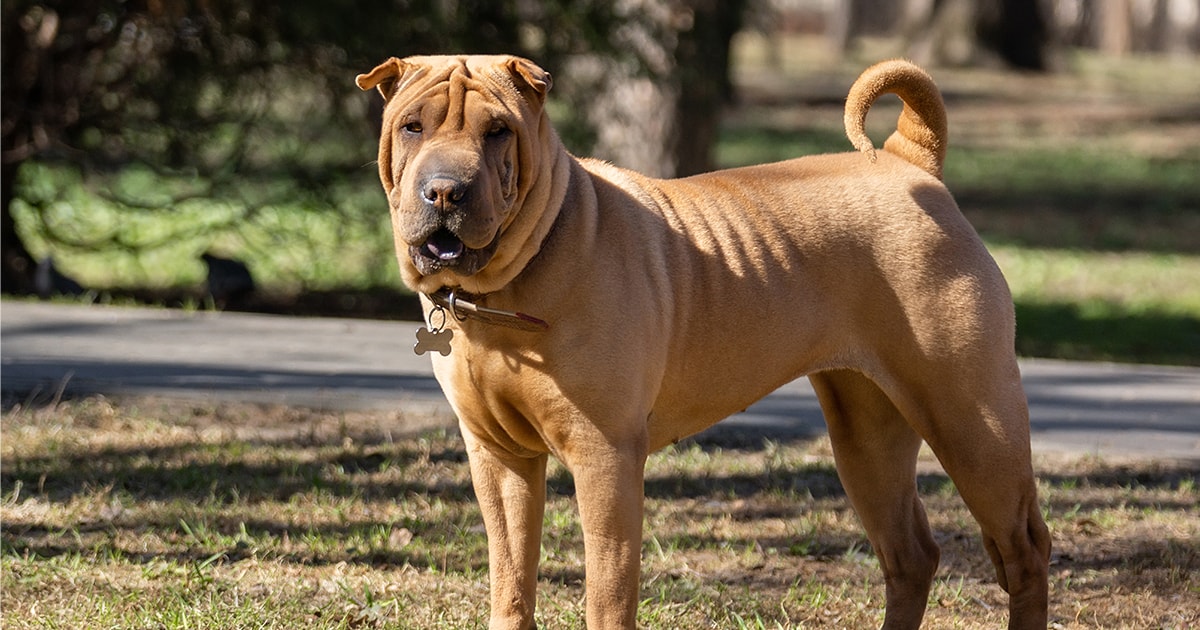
356,55 -> 551,293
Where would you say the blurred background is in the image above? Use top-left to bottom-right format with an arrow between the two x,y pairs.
3,0 -> 1198,364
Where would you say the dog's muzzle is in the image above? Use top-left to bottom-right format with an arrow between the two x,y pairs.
409,227 -> 501,277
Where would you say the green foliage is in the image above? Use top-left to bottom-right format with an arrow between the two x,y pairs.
2,0 -> 675,293
11,160 -> 399,292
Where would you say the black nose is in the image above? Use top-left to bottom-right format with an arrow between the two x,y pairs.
422,175 -> 467,210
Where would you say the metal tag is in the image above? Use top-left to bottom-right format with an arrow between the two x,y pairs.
414,303 -> 453,356
414,326 -> 453,356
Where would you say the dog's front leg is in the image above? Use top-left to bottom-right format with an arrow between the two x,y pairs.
565,436 -> 648,629
464,428 -> 548,630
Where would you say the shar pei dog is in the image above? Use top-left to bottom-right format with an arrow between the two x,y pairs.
356,55 -> 1050,629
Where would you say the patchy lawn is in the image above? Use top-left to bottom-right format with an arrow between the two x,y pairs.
3,397 -> 1197,628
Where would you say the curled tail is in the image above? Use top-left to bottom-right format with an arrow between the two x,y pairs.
844,59 -> 948,180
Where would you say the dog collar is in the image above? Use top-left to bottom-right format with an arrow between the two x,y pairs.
413,288 -> 549,356
427,288 -> 550,332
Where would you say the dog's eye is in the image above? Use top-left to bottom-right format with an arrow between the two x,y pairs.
402,121 -> 423,135
486,122 -> 510,138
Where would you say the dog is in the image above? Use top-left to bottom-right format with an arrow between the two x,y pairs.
356,55 -> 1050,629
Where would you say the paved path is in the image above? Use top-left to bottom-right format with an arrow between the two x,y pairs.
3,300 -> 1198,461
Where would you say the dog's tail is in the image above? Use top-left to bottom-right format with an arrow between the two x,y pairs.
844,59 -> 948,180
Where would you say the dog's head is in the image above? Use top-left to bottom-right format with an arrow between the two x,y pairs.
356,55 -> 557,295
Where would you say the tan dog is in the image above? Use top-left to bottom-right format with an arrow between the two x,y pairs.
356,56 -> 1050,629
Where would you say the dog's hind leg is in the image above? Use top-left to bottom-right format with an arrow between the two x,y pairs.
811,369 -> 940,629
890,364 -> 1051,630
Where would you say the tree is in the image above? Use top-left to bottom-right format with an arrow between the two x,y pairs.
2,1 -> 748,296
1096,0 -> 1134,55
975,0 -> 1052,70
1,3 -> 120,293
556,0 -> 747,177
838,0 -> 1053,71
1,0 -> 523,295
672,0 -> 747,176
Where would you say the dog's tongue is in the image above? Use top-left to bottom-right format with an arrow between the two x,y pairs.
426,232 -> 465,261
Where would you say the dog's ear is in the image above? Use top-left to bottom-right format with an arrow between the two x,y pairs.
356,57 -> 410,102
504,57 -> 552,108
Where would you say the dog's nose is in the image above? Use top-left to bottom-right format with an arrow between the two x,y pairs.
422,176 -> 467,210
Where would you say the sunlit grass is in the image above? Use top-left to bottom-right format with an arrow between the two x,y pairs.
992,246 -> 1200,316
2,398 -> 1196,628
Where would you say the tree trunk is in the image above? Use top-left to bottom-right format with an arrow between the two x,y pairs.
902,0 -> 1052,70
828,0 -> 873,55
904,0 -> 978,67
671,0 -> 744,176
1,159 -> 37,295
1097,0 -> 1134,55
2,3 -> 37,294
976,0 -> 1051,70
563,0 -> 745,179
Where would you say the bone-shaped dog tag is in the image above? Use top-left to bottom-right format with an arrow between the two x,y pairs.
414,326 -> 453,356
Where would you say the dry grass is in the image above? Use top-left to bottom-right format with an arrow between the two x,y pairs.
2,397 -> 1197,628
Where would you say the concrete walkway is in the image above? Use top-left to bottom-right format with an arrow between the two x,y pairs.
3,300 -> 1198,461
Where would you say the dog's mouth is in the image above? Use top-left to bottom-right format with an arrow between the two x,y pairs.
420,229 -> 466,262
409,228 -> 499,277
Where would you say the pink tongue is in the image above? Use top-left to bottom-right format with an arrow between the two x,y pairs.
427,235 -> 465,260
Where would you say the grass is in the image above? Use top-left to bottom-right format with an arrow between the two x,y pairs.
993,246 -> 1200,364
3,397 -> 1198,628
